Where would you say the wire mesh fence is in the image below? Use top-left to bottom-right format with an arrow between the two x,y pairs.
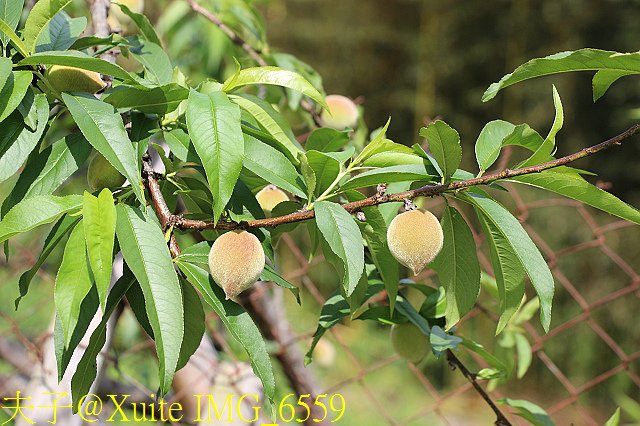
1,181 -> 639,425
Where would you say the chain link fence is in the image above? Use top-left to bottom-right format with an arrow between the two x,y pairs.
1,181 -> 639,425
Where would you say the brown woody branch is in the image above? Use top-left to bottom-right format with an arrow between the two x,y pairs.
447,350 -> 512,426
152,124 -> 640,232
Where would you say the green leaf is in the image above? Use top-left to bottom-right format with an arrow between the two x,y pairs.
361,151 -> 423,168
592,70 -> 632,102
62,93 -> 145,204
261,264 -> 300,304
104,83 -> 188,114
353,118 -> 391,164
305,128 -> 350,152
243,135 -> 306,198
314,201 -> 364,296
432,205 -> 480,329
483,48 -> 640,102
515,333 -> 532,379
0,194 -> 82,244
429,325 -> 462,357
2,134 -> 91,216
345,190 -> 399,312
0,57 -> 10,92
71,272 -> 135,411
176,261 -> 276,404
186,89 -> 244,222
162,129 -> 195,162
223,66 -> 327,108
340,164 -> 432,191
305,283 -> 384,364
125,280 -> 154,338
298,152 -> 316,201
20,50 -> 132,80
499,399 -> 555,426
231,94 -> 302,164
54,220 -> 93,346
115,204 -> 184,396
419,120 -> 461,182
55,286 -> 98,381
0,94 -> 49,183
113,2 -> 161,46
22,0 -> 72,53
511,169 -> 640,225
306,150 -> 340,196
520,85 -> 563,167
475,120 -> 519,172
462,191 -> 553,332
0,0 -> 23,48
0,71 -> 33,124
478,211 -> 526,334
460,337 -> 508,373
15,214 -> 80,308
176,278 -> 205,371
126,39 -> 173,85
35,10 -> 86,52
603,408 -> 621,426
83,190 -> 116,312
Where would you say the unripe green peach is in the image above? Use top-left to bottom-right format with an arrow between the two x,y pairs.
390,322 -> 429,363
208,231 -> 265,299
387,209 -> 444,275
48,65 -> 106,93
255,185 -> 289,213
319,95 -> 359,130
87,154 -> 126,191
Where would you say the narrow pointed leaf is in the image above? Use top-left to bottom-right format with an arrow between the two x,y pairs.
243,135 -> 306,198
340,164 -> 432,191
16,214 -> 80,308
314,201 -> 364,296
483,48 -> 640,102
419,120 -> 461,182
520,86 -> 563,167
62,93 -> 145,204
0,0 -> 24,47
177,261 -> 276,405
22,0 -> 72,53
462,192 -> 553,332
432,205 -> 480,329
176,278 -> 205,371
511,169 -> 640,225
186,89 -> 243,222
83,190 -> 116,311
54,221 -> 93,346
0,94 -> 49,183
115,204 -> 184,396
2,134 -> 91,216
478,212 -> 526,333
231,94 -> 302,163
35,11 -> 86,52
71,273 -> 135,411
0,71 -> 33,123
0,194 -> 82,244
223,66 -> 326,108
20,50 -> 132,80
113,2 -> 161,46
0,17 -> 27,56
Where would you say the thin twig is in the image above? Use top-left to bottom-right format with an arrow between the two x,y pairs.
447,350 -> 512,425
185,0 -> 267,67
88,0 -> 116,63
151,124 -> 640,232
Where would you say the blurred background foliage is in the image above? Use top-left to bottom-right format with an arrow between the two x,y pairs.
2,0 -> 640,424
